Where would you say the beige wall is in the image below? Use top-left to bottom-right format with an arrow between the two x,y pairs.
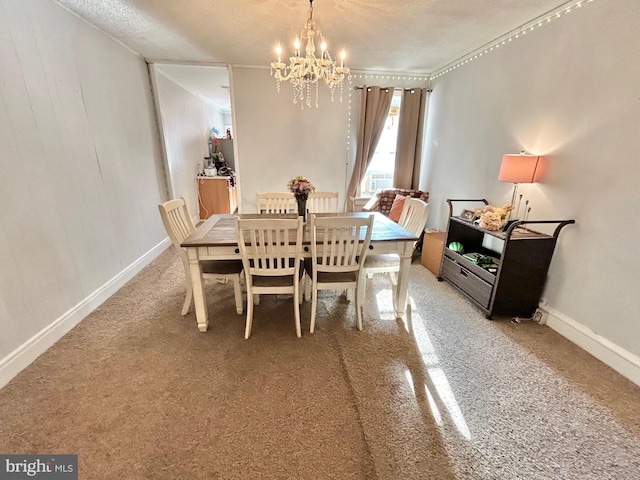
229,68 -> 430,213
0,0 -> 166,385
230,67 -> 353,212
422,0 -> 640,381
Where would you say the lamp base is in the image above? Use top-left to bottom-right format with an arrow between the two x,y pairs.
507,183 -> 519,220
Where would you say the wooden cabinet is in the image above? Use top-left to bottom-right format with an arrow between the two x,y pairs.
197,176 -> 237,218
439,200 -> 574,319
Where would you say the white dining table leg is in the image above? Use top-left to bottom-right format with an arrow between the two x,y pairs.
394,242 -> 413,318
187,248 -> 209,332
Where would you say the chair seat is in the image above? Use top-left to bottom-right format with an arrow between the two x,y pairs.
363,253 -> 400,269
317,271 -> 358,283
252,275 -> 295,287
304,258 -> 360,284
202,259 -> 244,275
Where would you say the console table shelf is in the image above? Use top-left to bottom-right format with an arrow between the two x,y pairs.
438,199 -> 574,319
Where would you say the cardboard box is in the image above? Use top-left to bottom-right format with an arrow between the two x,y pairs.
421,231 -> 446,276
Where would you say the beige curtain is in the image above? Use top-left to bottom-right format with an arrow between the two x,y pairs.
393,88 -> 429,190
346,86 -> 395,212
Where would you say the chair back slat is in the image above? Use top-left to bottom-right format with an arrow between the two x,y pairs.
307,191 -> 339,213
236,217 -> 303,278
398,198 -> 430,240
256,191 -> 296,214
158,197 -> 196,255
312,215 -> 374,273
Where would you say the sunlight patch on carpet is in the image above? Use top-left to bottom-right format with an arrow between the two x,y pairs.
411,309 -> 471,440
405,369 -> 443,426
374,289 -> 397,320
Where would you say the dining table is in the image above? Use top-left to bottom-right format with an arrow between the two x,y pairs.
181,212 -> 418,332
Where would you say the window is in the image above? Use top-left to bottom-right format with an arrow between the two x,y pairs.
360,91 -> 402,196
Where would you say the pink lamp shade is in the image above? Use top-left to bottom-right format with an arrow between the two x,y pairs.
498,154 -> 541,184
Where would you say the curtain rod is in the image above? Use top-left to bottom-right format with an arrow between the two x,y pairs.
354,86 -> 433,92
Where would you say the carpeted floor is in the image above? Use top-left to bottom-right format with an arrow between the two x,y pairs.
1,248 -> 639,479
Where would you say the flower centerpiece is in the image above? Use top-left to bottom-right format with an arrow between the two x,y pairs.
473,204 -> 513,231
287,176 -> 315,221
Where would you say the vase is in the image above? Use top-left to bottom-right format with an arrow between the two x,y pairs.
296,197 -> 307,222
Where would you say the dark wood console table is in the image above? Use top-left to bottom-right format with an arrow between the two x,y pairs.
438,199 -> 575,319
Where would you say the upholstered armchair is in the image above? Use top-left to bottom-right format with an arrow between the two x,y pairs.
362,188 -> 429,251
362,188 -> 429,217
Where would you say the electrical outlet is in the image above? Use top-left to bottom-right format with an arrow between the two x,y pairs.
532,308 -> 548,325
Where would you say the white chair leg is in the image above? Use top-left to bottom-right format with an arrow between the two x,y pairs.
181,259 -> 193,315
294,283 -> 302,338
232,276 -> 243,314
355,286 -> 363,331
253,294 -> 260,305
245,290 -> 254,339
310,286 -> 318,333
359,275 -> 367,306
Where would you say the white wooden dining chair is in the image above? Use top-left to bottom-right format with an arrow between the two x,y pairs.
307,191 -> 340,213
301,191 -> 339,300
306,214 -> 374,333
235,216 -> 304,338
158,197 -> 244,316
256,191 -> 296,214
359,197 -> 430,307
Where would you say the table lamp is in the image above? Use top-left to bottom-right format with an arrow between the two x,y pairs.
498,152 -> 541,219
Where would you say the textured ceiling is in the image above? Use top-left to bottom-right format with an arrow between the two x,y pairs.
54,0 -> 574,109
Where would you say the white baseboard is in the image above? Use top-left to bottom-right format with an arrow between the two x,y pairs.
546,306 -> 640,387
0,238 -> 171,390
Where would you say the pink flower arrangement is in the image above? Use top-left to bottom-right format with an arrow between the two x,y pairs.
287,176 -> 315,200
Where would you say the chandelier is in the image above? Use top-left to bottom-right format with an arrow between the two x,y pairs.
270,0 -> 350,109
